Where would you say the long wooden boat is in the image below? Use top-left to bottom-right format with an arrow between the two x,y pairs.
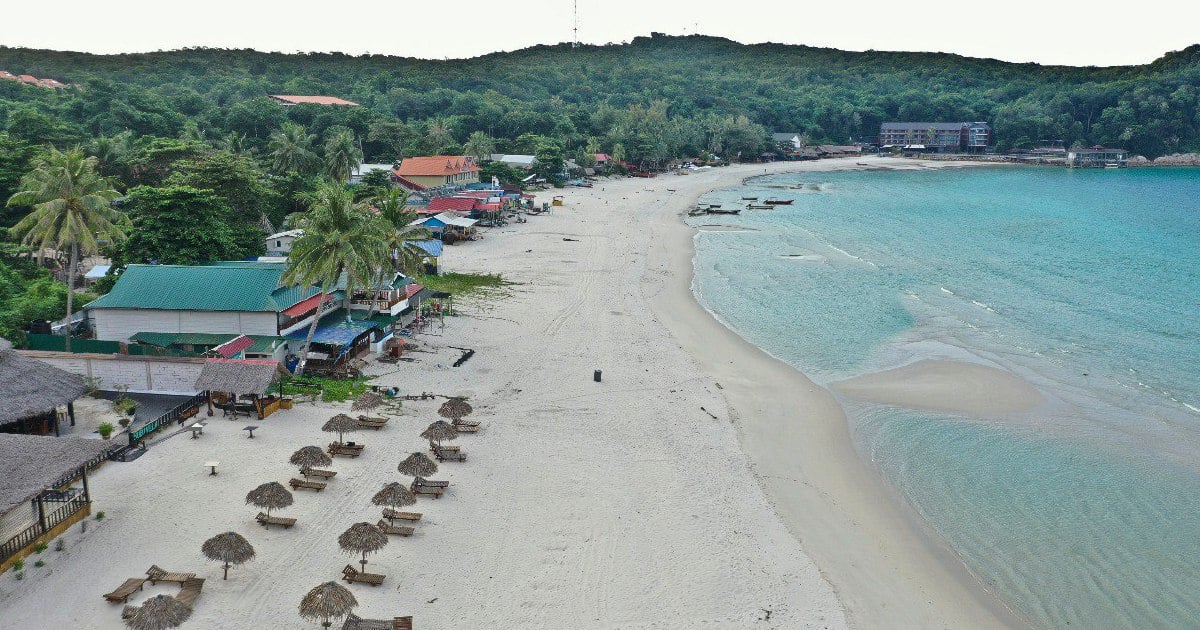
746,203 -> 773,209
764,199 -> 793,205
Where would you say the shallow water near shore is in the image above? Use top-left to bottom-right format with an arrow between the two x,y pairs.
691,166 -> 1200,628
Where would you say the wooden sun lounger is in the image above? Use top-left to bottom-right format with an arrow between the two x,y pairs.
342,614 -> 414,630
452,422 -> 479,433
453,418 -> 480,428
357,415 -> 389,429
256,512 -> 297,529
176,577 -> 205,608
381,508 -> 422,522
146,565 -> 196,585
329,443 -> 365,457
302,467 -> 337,479
412,485 -> 445,498
377,519 -> 414,537
290,478 -> 328,491
412,478 -> 449,488
103,577 -> 146,603
431,442 -> 460,452
342,564 -> 385,586
431,446 -> 466,462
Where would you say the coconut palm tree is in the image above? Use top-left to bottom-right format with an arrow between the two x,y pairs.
268,123 -> 320,175
373,188 -> 431,276
323,128 -> 362,184
6,148 -> 126,352
283,182 -> 389,375
425,118 -> 453,154
463,131 -> 495,161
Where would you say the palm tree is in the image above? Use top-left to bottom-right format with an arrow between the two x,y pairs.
268,123 -> 319,175
284,182 -> 388,375
463,131 -> 495,161
7,148 -> 126,352
425,118 -> 453,154
373,188 -> 431,276
323,129 -> 362,184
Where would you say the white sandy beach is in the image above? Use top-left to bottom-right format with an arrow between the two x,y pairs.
0,157 -> 1035,629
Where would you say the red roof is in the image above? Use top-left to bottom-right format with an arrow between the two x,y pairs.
477,202 -> 502,211
395,156 -> 480,177
213,335 -> 255,358
282,293 -> 334,317
594,153 -> 610,161
270,94 -> 359,106
18,75 -> 38,84
404,284 -> 424,299
392,174 -> 427,191
428,197 -> 478,213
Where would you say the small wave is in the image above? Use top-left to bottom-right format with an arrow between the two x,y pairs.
1184,403 -> 1200,415
971,300 -> 995,312
941,287 -> 955,296
826,243 -> 877,268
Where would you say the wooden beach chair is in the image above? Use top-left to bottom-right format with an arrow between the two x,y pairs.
381,508 -> 422,522
342,614 -> 414,630
290,477 -> 328,491
412,478 -> 449,488
103,577 -> 146,603
453,417 -> 480,428
328,442 -> 365,457
376,519 -> 415,537
430,444 -> 466,462
302,467 -> 337,479
176,577 -> 205,608
356,415 -> 389,430
452,421 -> 479,433
256,512 -> 297,529
146,565 -> 196,585
411,484 -> 445,498
342,564 -> 385,586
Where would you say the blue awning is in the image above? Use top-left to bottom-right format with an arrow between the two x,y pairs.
285,313 -> 376,347
411,240 -> 443,257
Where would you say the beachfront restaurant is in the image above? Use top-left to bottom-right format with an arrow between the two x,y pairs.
0,337 -> 85,436
0,434 -> 110,572
284,312 -> 384,376
194,358 -> 291,419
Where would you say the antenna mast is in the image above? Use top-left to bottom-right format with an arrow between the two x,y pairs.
572,0 -> 579,48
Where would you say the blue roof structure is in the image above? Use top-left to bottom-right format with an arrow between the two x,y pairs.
285,312 -> 376,347
411,240 -> 443,257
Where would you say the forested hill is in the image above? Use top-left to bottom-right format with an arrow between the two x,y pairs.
1,34 -> 1199,160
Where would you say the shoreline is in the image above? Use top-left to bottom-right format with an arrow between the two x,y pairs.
645,157 -> 1031,628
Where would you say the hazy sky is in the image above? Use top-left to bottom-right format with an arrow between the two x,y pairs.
1,0 -> 1196,67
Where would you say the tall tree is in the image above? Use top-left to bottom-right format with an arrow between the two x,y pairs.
283,182 -> 388,375
268,122 -> 320,175
425,118 -> 454,154
373,188 -> 431,276
113,186 -> 239,266
6,148 -> 125,350
463,131 -> 496,160
323,128 -> 363,184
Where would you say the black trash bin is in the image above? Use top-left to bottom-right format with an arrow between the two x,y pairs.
594,369 -> 602,383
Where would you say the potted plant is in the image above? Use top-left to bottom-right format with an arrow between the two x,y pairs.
97,422 -> 114,440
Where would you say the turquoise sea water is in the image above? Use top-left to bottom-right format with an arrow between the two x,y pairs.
690,166 -> 1200,629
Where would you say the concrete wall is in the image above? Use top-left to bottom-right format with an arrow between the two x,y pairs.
20,351 -> 205,395
93,309 -> 278,341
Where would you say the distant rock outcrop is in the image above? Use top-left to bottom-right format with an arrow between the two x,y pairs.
1131,153 -> 1200,166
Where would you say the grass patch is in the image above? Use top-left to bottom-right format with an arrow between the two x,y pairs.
279,376 -> 369,403
417,272 -> 512,298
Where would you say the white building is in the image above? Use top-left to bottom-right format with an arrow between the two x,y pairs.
265,229 -> 303,256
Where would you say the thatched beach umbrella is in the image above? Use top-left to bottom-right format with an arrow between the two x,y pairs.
298,581 -> 358,629
397,451 -> 438,484
351,391 -> 383,412
420,419 -> 458,447
371,482 -> 416,525
322,413 -> 359,444
124,594 -> 191,630
338,522 -> 388,571
201,531 -> 256,580
290,445 -> 332,479
437,397 -> 472,421
245,481 -> 294,521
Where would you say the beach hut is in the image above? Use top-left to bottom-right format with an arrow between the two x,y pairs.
0,434 -> 110,572
0,338 -> 86,435
194,359 -> 289,419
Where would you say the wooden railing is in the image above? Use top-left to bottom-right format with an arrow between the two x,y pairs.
0,495 -> 87,563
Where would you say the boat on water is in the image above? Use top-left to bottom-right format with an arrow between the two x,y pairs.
741,196 -> 758,200
764,199 -> 793,205
706,208 -> 742,215
746,203 -> 773,210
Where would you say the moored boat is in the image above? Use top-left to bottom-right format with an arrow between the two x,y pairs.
764,199 -> 793,205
